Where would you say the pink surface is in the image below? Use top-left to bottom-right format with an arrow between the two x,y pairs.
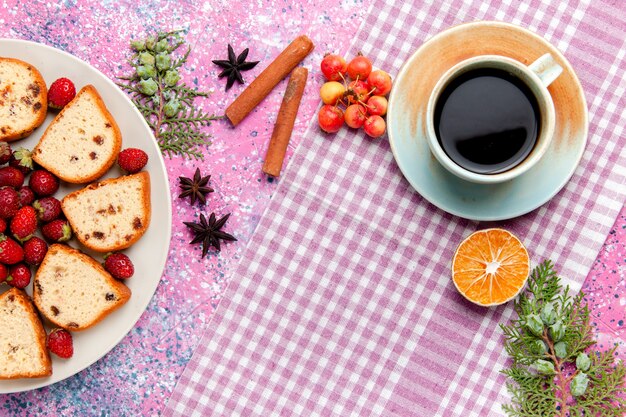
0,0 -> 624,415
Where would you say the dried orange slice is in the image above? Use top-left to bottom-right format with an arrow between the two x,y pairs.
452,228 -> 530,306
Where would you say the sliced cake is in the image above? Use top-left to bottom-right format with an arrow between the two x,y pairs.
0,57 -> 48,142
33,244 -> 131,331
32,84 -> 122,183
0,288 -> 52,379
61,171 -> 151,252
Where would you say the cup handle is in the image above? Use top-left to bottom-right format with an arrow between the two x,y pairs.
528,53 -> 563,87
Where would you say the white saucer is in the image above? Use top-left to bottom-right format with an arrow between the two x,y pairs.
387,21 -> 588,221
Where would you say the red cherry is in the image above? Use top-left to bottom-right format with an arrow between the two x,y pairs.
320,54 -> 347,81
344,104 -> 368,129
347,54 -> 373,80
363,115 -> 386,138
366,96 -> 388,116
367,70 -> 393,96
318,105 -> 344,133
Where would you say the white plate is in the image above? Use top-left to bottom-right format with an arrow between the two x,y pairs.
0,39 -> 172,393
387,21 -> 588,220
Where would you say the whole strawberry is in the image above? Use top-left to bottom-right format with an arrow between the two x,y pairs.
10,206 -> 37,242
0,142 -> 11,165
47,78 -> 76,110
117,148 -> 148,174
0,187 -> 20,219
47,328 -> 74,358
0,263 -> 7,283
33,196 -> 62,222
29,169 -> 59,197
104,252 -> 134,280
42,219 -> 72,242
17,186 -> 35,207
0,166 -> 25,188
9,148 -> 34,175
0,234 -> 24,264
23,236 -> 48,266
6,263 -> 31,288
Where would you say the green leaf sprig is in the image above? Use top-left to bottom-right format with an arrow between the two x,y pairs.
500,260 -> 626,417
118,30 -> 219,160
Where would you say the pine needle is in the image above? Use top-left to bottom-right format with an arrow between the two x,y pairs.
117,30 -> 219,160
500,260 -> 626,417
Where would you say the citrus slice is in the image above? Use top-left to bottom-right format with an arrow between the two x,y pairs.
452,228 -> 530,306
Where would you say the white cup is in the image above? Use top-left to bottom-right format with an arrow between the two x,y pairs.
425,53 -> 562,184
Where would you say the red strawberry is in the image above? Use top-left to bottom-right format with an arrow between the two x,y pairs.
9,148 -> 34,175
0,263 -> 7,283
117,148 -> 148,174
0,187 -> 20,219
29,170 -> 59,197
10,206 -> 37,241
0,218 -> 6,234
47,78 -> 76,109
42,219 -> 72,242
6,263 -> 31,288
23,236 -> 48,266
0,142 -> 11,165
0,234 -> 24,264
0,166 -> 25,188
47,328 -> 74,358
17,186 -> 35,207
104,252 -> 134,280
33,196 -> 62,222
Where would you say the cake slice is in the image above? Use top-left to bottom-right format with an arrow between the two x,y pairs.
0,288 -> 52,379
0,57 -> 48,142
32,84 -> 122,183
33,244 -> 131,331
61,171 -> 151,252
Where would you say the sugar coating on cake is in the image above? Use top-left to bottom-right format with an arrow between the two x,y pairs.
0,57 -> 48,141
61,172 -> 151,252
33,244 -> 131,331
32,84 -> 121,184
0,288 -> 52,379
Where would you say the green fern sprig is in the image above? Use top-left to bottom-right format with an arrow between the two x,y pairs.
117,30 -> 219,160
500,259 -> 626,417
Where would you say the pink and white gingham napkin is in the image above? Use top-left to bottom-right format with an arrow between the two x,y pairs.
164,0 -> 626,415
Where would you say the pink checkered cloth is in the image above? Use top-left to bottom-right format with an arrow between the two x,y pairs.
164,1 -> 626,416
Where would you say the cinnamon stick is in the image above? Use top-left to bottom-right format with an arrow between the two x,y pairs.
262,67 -> 308,177
225,35 -> 314,126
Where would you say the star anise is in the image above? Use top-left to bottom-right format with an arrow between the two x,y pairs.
184,213 -> 237,257
178,168 -> 214,205
212,44 -> 259,91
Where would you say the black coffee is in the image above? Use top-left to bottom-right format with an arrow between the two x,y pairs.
434,68 -> 540,174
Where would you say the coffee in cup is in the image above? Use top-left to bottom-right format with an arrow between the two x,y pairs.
426,53 -> 562,184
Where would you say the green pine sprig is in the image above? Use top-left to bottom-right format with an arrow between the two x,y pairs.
117,30 -> 220,160
500,260 -> 626,417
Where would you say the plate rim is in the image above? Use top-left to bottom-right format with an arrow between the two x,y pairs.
0,38 -> 172,393
387,20 -> 589,221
